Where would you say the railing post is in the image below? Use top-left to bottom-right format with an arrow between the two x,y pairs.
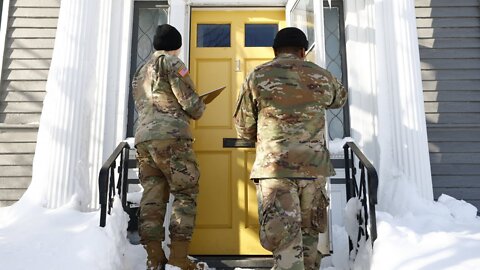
99,169 -> 108,227
368,170 -> 379,244
98,141 -> 132,227
121,148 -> 130,210
343,142 -> 379,252
343,144 -> 353,200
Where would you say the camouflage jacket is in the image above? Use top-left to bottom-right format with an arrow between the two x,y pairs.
234,53 -> 347,178
132,51 -> 205,145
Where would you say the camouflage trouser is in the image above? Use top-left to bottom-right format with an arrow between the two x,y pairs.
136,139 -> 200,244
256,177 -> 329,270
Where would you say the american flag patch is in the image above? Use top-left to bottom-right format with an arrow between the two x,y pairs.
178,66 -> 189,77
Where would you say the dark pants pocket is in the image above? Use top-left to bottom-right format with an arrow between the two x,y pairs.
311,190 -> 329,233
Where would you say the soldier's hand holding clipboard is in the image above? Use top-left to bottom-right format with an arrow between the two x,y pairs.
200,86 -> 226,104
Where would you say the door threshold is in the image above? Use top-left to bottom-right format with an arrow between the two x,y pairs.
193,255 -> 273,269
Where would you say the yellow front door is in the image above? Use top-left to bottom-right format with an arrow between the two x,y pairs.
189,9 -> 286,255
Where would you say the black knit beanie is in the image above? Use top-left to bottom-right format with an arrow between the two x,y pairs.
272,27 -> 309,50
153,24 -> 182,51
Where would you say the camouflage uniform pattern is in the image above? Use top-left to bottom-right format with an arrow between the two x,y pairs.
136,139 -> 200,243
132,50 -> 204,269
256,178 -> 329,270
235,53 -> 346,269
132,50 -> 205,145
234,53 -> 347,178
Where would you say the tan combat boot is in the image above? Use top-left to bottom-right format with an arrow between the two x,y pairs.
168,240 -> 199,270
145,241 -> 168,270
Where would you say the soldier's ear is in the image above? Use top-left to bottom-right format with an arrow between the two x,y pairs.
300,48 -> 306,59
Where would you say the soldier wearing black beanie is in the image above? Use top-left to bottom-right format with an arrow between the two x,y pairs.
134,22 -> 206,270
153,24 -> 182,51
272,27 -> 309,51
235,26 -> 347,270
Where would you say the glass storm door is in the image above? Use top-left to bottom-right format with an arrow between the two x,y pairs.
127,2 -> 169,137
290,0 -> 350,140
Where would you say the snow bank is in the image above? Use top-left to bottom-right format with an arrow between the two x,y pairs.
322,170 -> 480,270
0,196 -> 131,270
372,208 -> 480,270
438,194 -> 478,223
328,137 -> 355,155
371,177 -> 480,270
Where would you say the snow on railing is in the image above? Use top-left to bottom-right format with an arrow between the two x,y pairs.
98,142 -> 131,227
343,142 -> 378,253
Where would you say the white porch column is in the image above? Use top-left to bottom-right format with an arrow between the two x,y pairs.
374,0 -> 433,201
170,0 -> 189,61
25,0 -> 131,210
345,0 -> 432,204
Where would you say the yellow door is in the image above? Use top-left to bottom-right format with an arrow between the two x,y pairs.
189,9 -> 286,255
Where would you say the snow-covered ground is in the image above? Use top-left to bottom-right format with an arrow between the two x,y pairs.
1,139 -> 479,269
1,184 -> 479,270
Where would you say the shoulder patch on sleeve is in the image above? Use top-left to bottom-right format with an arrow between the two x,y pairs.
178,66 -> 189,77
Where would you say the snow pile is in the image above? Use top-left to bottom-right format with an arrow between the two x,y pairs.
352,182 -> 479,269
437,194 -> 478,223
124,137 -> 136,149
318,173 -> 480,270
328,137 -> 355,155
0,196 -> 131,270
372,202 -> 480,270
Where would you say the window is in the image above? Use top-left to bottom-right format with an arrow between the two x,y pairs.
197,24 -> 231,47
245,24 -> 278,47
323,6 -> 346,139
127,1 -> 169,137
289,0 -> 350,140
136,8 -> 168,65
290,0 -> 315,50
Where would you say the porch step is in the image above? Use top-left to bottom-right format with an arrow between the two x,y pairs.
194,255 -> 273,270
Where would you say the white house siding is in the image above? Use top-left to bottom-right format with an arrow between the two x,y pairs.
0,0 -> 60,207
416,0 -> 480,209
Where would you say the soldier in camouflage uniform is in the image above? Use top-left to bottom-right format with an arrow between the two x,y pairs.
132,24 -> 205,270
234,27 -> 347,270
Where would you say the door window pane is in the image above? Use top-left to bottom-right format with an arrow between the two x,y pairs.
197,24 -> 231,47
245,24 -> 278,47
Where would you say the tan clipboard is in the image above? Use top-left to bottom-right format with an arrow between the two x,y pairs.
200,86 -> 226,104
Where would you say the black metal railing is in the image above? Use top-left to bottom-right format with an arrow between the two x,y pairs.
343,142 -> 378,251
99,142 -> 130,227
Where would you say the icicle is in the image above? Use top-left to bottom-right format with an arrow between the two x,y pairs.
328,0 -> 332,8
